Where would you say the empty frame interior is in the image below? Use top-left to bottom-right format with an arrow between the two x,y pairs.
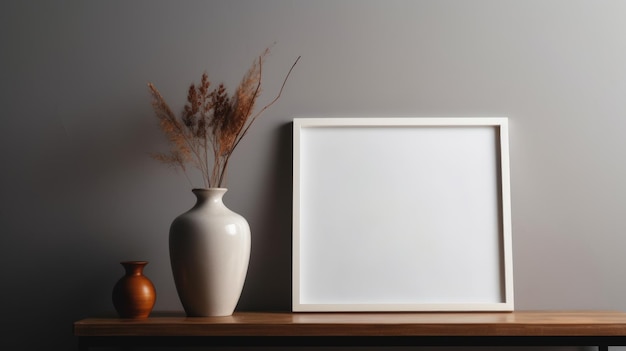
292,118 -> 513,312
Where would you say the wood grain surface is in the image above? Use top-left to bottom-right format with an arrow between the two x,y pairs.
74,311 -> 626,337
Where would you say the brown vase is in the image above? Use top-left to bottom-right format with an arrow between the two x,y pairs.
112,261 -> 156,319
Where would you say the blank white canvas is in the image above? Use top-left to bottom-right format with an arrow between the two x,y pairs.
293,118 -> 513,311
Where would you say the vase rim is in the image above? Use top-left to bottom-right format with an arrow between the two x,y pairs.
192,187 -> 228,191
120,261 -> 148,265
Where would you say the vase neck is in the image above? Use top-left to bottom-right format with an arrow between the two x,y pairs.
121,261 -> 147,276
192,188 -> 228,206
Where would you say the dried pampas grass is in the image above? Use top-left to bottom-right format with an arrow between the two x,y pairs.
148,47 -> 299,188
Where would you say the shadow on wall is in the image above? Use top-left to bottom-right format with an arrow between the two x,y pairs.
237,122 -> 294,311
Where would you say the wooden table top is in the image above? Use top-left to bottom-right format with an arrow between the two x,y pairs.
74,311 -> 626,337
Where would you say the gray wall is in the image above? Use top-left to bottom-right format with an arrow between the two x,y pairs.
2,0 -> 626,350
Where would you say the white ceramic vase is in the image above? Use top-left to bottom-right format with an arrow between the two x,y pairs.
169,188 -> 251,316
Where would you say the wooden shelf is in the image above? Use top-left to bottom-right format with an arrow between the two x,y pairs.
75,311 -> 626,350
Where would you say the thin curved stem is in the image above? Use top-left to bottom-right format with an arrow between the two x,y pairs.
217,55 -> 300,187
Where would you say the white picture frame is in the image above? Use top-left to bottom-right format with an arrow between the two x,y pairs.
292,117 -> 514,312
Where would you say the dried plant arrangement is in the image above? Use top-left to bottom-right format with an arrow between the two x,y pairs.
148,48 -> 299,188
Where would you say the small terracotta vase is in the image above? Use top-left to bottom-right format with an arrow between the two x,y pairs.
112,261 -> 156,319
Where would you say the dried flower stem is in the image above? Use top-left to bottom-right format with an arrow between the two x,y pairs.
218,55 -> 301,186
148,47 -> 299,188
